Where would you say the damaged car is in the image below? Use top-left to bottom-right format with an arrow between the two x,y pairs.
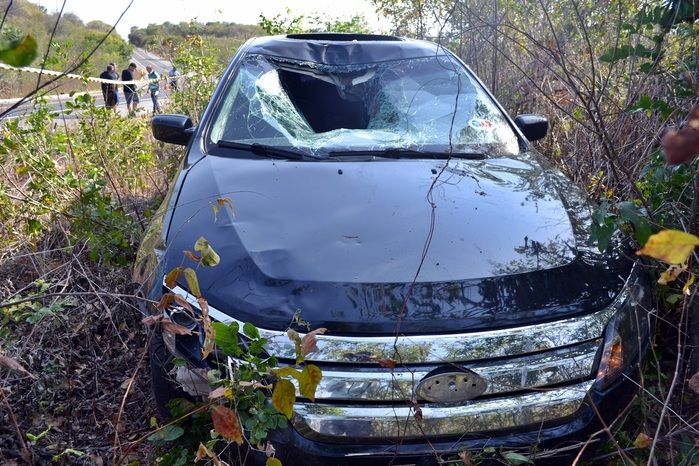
133,33 -> 653,465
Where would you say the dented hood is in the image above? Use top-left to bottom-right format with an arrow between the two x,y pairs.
165,152 -> 632,334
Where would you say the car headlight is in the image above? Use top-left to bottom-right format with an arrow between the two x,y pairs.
595,277 -> 651,390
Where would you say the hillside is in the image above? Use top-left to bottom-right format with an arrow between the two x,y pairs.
128,21 -> 263,66
0,0 -> 132,98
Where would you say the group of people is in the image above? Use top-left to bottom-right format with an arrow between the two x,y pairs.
99,62 -> 176,114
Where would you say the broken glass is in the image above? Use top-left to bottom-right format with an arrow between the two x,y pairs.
209,54 -> 520,157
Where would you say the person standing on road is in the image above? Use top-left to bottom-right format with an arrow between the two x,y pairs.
168,66 -> 181,92
99,64 -> 118,110
121,62 -> 139,114
109,63 -> 120,107
146,65 -> 162,114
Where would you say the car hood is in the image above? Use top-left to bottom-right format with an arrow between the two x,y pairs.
164,151 -> 632,334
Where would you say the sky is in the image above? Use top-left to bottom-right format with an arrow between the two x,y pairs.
28,0 -> 389,40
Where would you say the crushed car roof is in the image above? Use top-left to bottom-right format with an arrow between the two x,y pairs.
245,33 -> 449,66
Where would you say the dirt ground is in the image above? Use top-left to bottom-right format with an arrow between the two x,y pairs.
0,248 -> 155,465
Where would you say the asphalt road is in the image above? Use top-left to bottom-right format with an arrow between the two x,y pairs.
0,48 -> 172,120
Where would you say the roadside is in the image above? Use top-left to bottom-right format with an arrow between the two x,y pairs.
0,49 -> 174,120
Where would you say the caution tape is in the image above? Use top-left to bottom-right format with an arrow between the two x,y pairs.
0,62 -> 192,86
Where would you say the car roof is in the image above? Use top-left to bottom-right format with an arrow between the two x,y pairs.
244,33 -> 449,66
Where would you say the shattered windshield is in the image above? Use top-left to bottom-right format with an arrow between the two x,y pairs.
208,53 -> 520,157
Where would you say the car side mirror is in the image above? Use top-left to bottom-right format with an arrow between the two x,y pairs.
514,114 -> 548,141
152,114 -> 195,146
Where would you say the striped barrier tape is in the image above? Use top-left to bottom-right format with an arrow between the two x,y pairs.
0,62 -> 192,86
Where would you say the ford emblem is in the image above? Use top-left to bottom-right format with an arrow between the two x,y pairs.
416,369 -> 487,403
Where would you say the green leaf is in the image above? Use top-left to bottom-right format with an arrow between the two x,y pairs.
617,201 -> 652,246
272,379 -> 295,419
213,321 -> 240,356
194,237 -> 220,267
0,35 -> 38,66
147,425 -> 184,443
600,44 -> 652,63
243,322 -> 260,339
164,267 -> 184,289
183,267 -> 200,297
501,451 -> 533,465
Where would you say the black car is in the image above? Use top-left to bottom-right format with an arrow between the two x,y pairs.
134,33 -> 652,465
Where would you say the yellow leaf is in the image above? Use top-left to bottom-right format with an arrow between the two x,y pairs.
272,379 -> 295,419
683,273 -> 696,295
657,265 -> 685,285
636,230 -> 699,264
195,442 -> 214,462
273,367 -> 302,380
165,267 -> 184,288
211,405 -> 244,445
633,432 -> 652,449
287,329 -> 303,364
183,267 -> 201,297
194,237 -> 220,267
266,458 -> 282,466
298,364 -> 322,401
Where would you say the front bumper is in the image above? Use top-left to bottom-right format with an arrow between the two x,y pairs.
261,374 -> 639,466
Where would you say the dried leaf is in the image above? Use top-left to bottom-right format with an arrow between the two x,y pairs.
458,450 -> 474,466
372,357 -> 397,369
183,267 -> 201,297
156,293 -> 175,311
194,237 -> 220,267
636,230 -> 699,264
633,432 -> 652,449
198,297 -> 215,359
162,318 -> 193,336
183,250 -> 201,263
272,379 -> 295,419
297,364 -> 322,401
0,355 -> 34,378
172,294 -> 194,314
413,404 -> 423,422
662,107 -> 699,165
216,197 -> 236,218
657,265 -> 685,285
195,442 -> 214,462
208,387 -> 227,400
211,405 -> 244,445
688,372 -> 699,395
165,267 -> 184,288
300,328 -> 327,359
141,314 -> 162,326
266,458 -> 282,466
262,441 -> 276,458
683,273 -> 696,295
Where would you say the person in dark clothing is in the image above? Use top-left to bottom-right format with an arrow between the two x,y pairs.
99,64 -> 118,110
122,62 -> 139,113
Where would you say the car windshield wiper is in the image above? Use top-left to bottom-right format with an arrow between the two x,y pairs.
215,140 -> 316,160
328,148 -> 486,160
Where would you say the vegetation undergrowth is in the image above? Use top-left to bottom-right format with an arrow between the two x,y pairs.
1,0 -> 698,465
